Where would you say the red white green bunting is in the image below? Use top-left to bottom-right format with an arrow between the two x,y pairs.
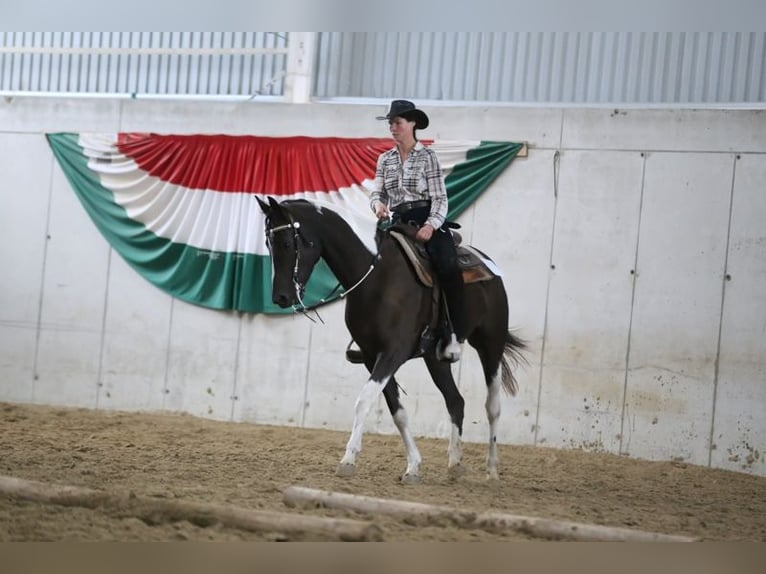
47,133 -> 522,314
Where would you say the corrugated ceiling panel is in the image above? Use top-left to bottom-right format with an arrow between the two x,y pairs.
314,32 -> 766,104
0,32 -> 288,96
2,32 -> 764,103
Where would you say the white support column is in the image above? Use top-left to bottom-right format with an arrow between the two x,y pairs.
284,32 -> 317,104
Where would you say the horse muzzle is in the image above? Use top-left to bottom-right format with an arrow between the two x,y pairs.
273,292 -> 297,308
272,280 -> 305,308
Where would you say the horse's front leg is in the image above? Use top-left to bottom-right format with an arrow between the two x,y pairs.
336,377 -> 387,476
337,353 -> 412,479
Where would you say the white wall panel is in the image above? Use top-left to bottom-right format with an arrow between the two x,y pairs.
163,300 -> 239,420
98,253 -> 173,412
121,100 -> 369,137
235,313 -> 311,427
562,108 -> 766,153
536,151 -> 644,452
0,327 -> 36,403
624,153 -> 733,465
34,163 -> 110,407
712,154 -> 766,475
0,134 -> 51,323
0,134 -> 51,401
0,96 -> 120,133
427,106 -> 562,149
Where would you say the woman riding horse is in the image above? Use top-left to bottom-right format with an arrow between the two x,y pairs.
256,101 -> 526,482
370,99 -> 466,362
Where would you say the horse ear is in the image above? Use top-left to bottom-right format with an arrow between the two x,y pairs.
255,196 -> 270,214
268,196 -> 280,209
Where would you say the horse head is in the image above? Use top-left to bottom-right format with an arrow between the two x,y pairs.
256,196 -> 322,309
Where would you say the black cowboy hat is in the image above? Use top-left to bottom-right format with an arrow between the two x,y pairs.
376,99 -> 429,129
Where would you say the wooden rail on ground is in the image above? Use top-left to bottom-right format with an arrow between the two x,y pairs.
0,475 -> 382,541
283,485 -> 697,542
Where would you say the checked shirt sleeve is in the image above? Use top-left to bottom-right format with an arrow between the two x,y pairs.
424,149 -> 448,230
370,153 -> 388,211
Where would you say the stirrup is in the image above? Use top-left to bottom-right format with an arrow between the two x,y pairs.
345,340 -> 365,364
438,333 -> 462,363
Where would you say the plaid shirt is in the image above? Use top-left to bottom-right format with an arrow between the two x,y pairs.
370,142 -> 448,230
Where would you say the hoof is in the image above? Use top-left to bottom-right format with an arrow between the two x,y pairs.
447,463 -> 466,480
486,468 -> 500,481
400,472 -> 422,485
335,463 -> 356,477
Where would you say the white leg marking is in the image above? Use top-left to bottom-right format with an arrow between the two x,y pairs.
339,377 -> 389,467
485,370 -> 502,479
448,423 -> 462,468
392,408 -> 421,478
446,422 -> 465,480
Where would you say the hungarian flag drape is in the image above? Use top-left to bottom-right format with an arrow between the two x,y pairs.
47,133 -> 523,314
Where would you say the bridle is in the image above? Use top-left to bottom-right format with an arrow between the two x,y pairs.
264,209 -> 377,321
265,211 -> 311,312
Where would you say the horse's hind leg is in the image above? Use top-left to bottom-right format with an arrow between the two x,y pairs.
484,367 -> 503,480
381,377 -> 423,483
468,328 -> 505,480
424,356 -> 466,479
471,336 -> 506,480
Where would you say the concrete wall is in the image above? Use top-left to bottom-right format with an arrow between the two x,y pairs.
1,96 -> 764,476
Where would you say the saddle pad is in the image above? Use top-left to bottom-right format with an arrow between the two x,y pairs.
389,230 -> 498,287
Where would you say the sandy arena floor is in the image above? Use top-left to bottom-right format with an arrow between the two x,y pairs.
1,401 -> 764,541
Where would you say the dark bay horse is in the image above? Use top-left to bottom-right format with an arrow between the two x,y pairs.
257,196 -> 525,482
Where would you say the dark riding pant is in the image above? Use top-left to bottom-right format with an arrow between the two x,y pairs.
392,203 -> 467,341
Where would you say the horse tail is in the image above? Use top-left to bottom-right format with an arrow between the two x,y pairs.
500,330 -> 527,397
